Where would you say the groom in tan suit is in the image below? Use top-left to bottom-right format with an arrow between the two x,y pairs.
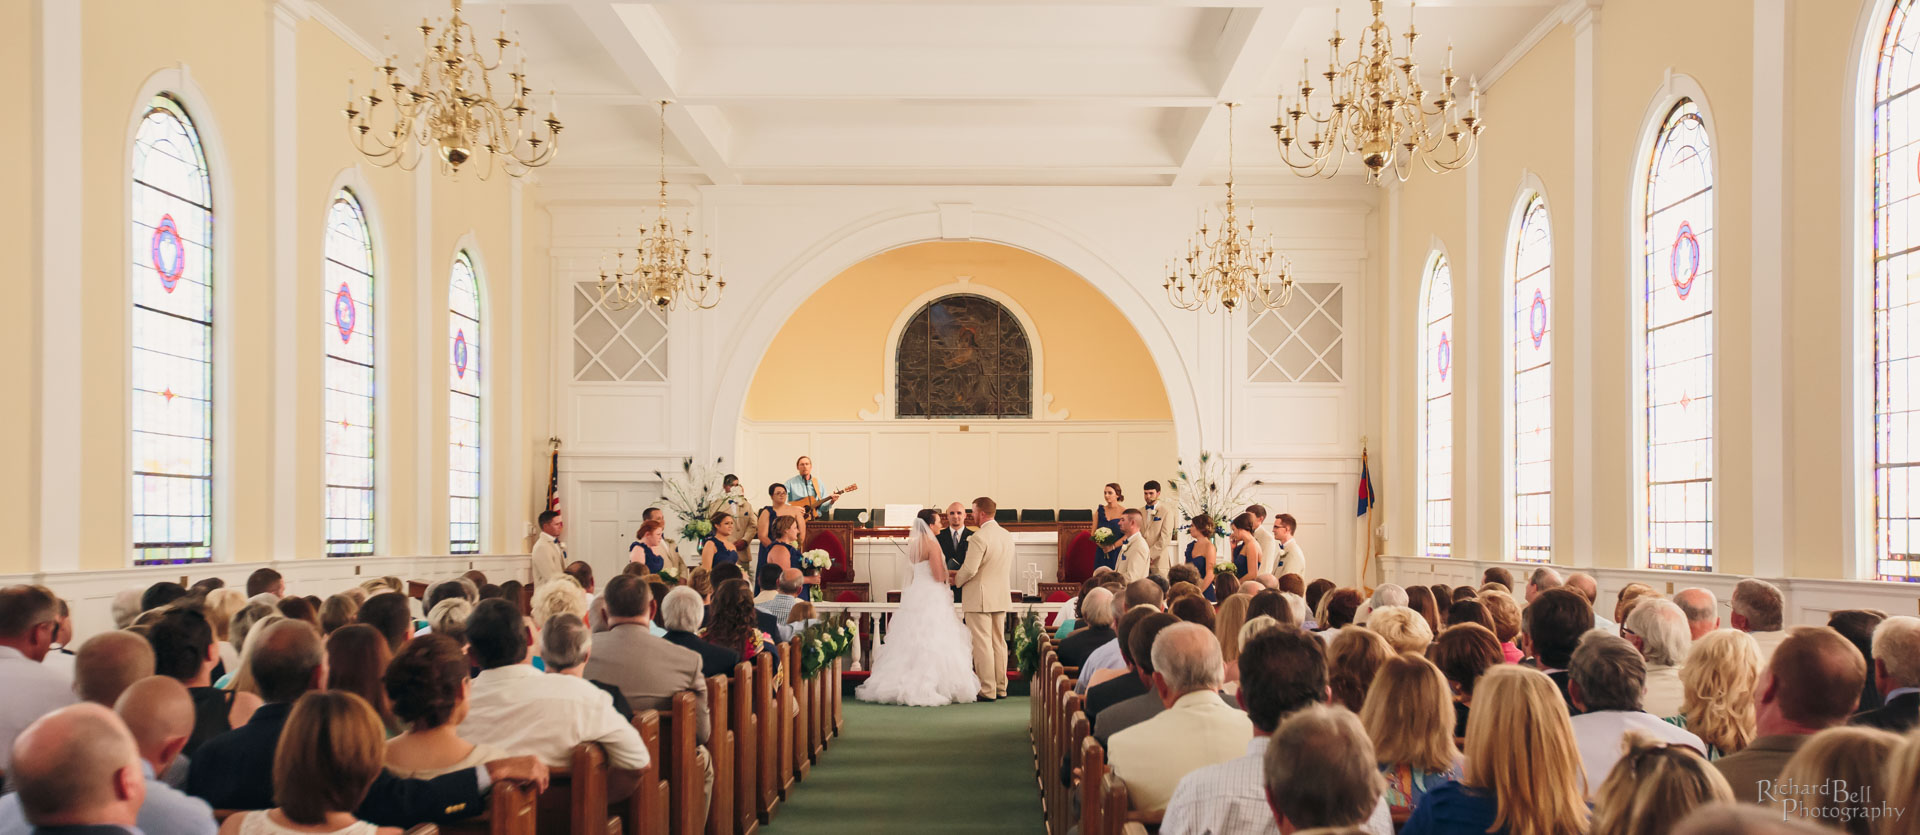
954,495 -> 1013,700
1115,508 -> 1152,583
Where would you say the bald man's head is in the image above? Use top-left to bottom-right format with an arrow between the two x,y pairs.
779,568 -> 804,595
251,620 -> 325,704
9,704 -> 145,827
73,631 -> 155,706
1674,588 -> 1720,639
113,676 -> 194,773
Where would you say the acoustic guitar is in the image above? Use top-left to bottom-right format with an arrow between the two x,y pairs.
792,483 -> 858,520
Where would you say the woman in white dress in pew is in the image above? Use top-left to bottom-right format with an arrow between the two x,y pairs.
854,510 -> 980,707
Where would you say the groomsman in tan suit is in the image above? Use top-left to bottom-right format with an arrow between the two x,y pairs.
954,496 -> 1014,700
1273,513 -> 1307,578
1248,504 -> 1278,577
1114,509 -> 1152,583
1139,481 -> 1176,578
531,510 -> 567,584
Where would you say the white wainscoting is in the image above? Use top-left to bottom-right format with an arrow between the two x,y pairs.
1380,555 -> 1920,627
7,554 -> 533,643
735,418 -> 1177,514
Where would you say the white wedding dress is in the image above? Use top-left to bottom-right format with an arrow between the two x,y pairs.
854,520 -> 981,707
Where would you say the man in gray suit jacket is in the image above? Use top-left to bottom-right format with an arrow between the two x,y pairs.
584,575 -> 713,826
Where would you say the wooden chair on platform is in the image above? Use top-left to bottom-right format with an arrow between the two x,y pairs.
728,661 -> 758,835
705,675 -> 734,835
752,653 -> 780,823
654,692 -> 703,835
619,710 -> 667,835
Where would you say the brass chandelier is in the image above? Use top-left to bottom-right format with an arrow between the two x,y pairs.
597,101 -> 724,312
1271,1 -> 1484,184
1166,103 -> 1296,314
344,0 -> 560,179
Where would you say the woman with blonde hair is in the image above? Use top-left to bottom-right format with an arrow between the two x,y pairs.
1360,654 -> 1463,820
1215,595 -> 1251,686
1328,627 -> 1395,713
1881,730 -> 1920,835
219,690 -> 399,835
1590,733 -> 1731,835
1478,590 -> 1525,664
223,611 -> 288,695
1367,605 -> 1435,655
1402,665 -> 1588,835
1662,629 -> 1761,759
205,587 -> 248,671
1775,726 -> 1902,834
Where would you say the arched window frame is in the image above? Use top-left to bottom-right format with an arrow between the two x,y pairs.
875,279 -> 1062,420
129,90 -> 219,566
1419,249 -> 1454,559
1631,80 -> 1719,573
324,188 -> 379,556
449,249 -> 483,555
1869,0 -> 1920,581
1508,188 -> 1554,564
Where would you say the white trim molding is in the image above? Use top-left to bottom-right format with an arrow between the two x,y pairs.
37,0 -> 84,572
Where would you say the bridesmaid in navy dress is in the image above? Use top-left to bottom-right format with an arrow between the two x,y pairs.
629,519 -> 666,574
1227,513 -> 1257,579
1186,516 -> 1223,601
700,512 -> 740,569
1094,483 -> 1127,572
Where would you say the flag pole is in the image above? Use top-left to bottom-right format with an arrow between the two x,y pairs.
1358,440 -> 1375,592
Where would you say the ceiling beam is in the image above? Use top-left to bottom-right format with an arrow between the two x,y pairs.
1170,5 -> 1298,187
569,2 -> 742,186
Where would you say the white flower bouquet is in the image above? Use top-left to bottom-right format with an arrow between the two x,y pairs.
1214,560 -> 1239,576
800,548 -> 832,572
1090,528 -> 1116,547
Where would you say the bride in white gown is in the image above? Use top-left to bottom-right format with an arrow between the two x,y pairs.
854,515 -> 981,706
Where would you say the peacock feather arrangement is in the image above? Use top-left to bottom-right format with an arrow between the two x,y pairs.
1166,451 -> 1263,536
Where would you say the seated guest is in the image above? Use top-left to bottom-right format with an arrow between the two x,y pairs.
384,634 -> 511,779
542,615 -> 635,721
1208,572 -> 1240,604
426,599 -> 473,646
1359,654 -> 1463,819
1260,705 -> 1395,835
1673,804 -> 1842,835
1481,567 -> 1514,593
1613,582 -> 1661,627
1076,580 -> 1166,694
74,631 -> 155,707
1,679 -> 217,835
1884,731 -> 1920,835
1170,595 -> 1215,630
355,593 -> 413,654
1107,623 -> 1255,813
144,582 -> 191,614
1317,588 -> 1365,638
188,620 -> 545,824
220,610 -> 284,694
532,579 -> 589,633
1829,609 -> 1888,713
712,564 -> 783,641
1085,607 -> 1160,724
1850,614 -> 1920,731
147,607 -> 261,756
1667,629 -> 1761,759
1405,585 -> 1442,635
1624,597 -> 1693,718
1590,733 -> 1733,835
1713,626 -> 1866,803
204,589 -> 247,671
275,597 -> 320,633
756,569 -> 805,628
1274,574 -> 1304,597
1366,606 -> 1434,655
1523,567 -> 1563,604
1427,623 -> 1503,739
1730,578 -> 1788,660
1567,631 -> 1705,798
1327,627 -> 1393,712
1774,726 -> 1900,833
1056,587 -> 1115,670
584,574 -> 714,822
457,600 -> 647,774
1246,590 -> 1288,626
1362,585 -> 1409,624
0,585 -> 79,773
1214,594 -> 1250,689
659,587 -> 742,678
326,624 -> 397,734
1520,587 -> 1591,708
1304,579 -> 1335,621
5,703 -> 152,835
1674,588 -> 1721,640
319,594 -> 359,636
1401,665 -> 1589,835
1167,564 -> 1201,589
706,579 -> 776,665
1563,572 -> 1615,633
1093,613 -> 1183,746
1478,590 -> 1525,663
245,568 -> 285,601
1443,598 -> 1495,635
216,691 -> 400,835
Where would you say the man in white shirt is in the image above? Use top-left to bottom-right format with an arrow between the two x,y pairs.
1076,581 -> 1166,695
756,569 -> 804,625
1114,510 -> 1151,584
0,585 -> 80,772
1107,623 -> 1254,813
1732,578 -> 1789,660
1271,514 -> 1306,579
1623,598 -> 1693,718
459,599 -> 649,785
530,510 -> 568,585
1674,587 -> 1721,640
1565,572 -> 1620,634
1247,505 -> 1277,577
1568,631 -> 1705,798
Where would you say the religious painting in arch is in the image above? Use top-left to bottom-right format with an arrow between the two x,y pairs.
894,293 -> 1033,419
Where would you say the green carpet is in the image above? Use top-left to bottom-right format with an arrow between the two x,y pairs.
763,695 -> 1045,834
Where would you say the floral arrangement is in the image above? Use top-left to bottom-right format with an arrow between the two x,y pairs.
654,457 -> 729,543
1089,528 -> 1116,547
800,549 -> 832,572
1167,451 -> 1262,540
798,614 -> 857,679
1013,610 -> 1045,677
656,567 -> 680,586
1214,560 -> 1239,577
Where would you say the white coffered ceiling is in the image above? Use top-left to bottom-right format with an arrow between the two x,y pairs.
312,0 -> 1564,188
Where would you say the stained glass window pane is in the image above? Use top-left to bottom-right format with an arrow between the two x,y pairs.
895,294 -> 1032,418
1422,253 -> 1453,558
1877,1 -> 1920,581
1513,196 -> 1553,564
325,191 -> 376,556
131,95 -> 213,566
450,252 -> 481,555
1644,100 -> 1715,572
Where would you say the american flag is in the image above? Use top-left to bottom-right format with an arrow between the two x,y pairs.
545,445 -> 562,520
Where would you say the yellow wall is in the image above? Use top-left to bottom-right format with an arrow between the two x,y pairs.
745,241 -> 1172,421
4,1 -> 39,573
10,0 -> 552,571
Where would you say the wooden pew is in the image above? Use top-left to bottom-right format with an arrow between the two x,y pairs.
439,777 -> 537,835
777,642 -> 797,797
788,641 -> 809,782
808,662 -> 825,762
655,691 -> 703,835
752,652 -> 780,822
729,661 -> 758,835
620,710 -> 668,835
1097,773 -> 1130,835
705,675 -> 734,835
1078,736 -> 1105,835
533,743 -> 617,835
1049,696 -> 1083,835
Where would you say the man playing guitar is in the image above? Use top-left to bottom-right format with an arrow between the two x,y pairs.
784,455 -> 857,520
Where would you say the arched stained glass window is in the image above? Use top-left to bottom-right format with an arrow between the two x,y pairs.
131,94 -> 214,566
895,294 -> 1032,418
1512,196 -> 1553,563
449,252 -> 482,555
1421,252 -> 1453,558
1875,1 -> 1920,581
1642,100 -> 1715,571
325,191 -> 376,556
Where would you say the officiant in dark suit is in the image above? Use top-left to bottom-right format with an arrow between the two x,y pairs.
937,502 -> 970,602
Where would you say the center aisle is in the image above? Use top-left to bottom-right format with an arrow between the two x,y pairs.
765,694 -> 1045,833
